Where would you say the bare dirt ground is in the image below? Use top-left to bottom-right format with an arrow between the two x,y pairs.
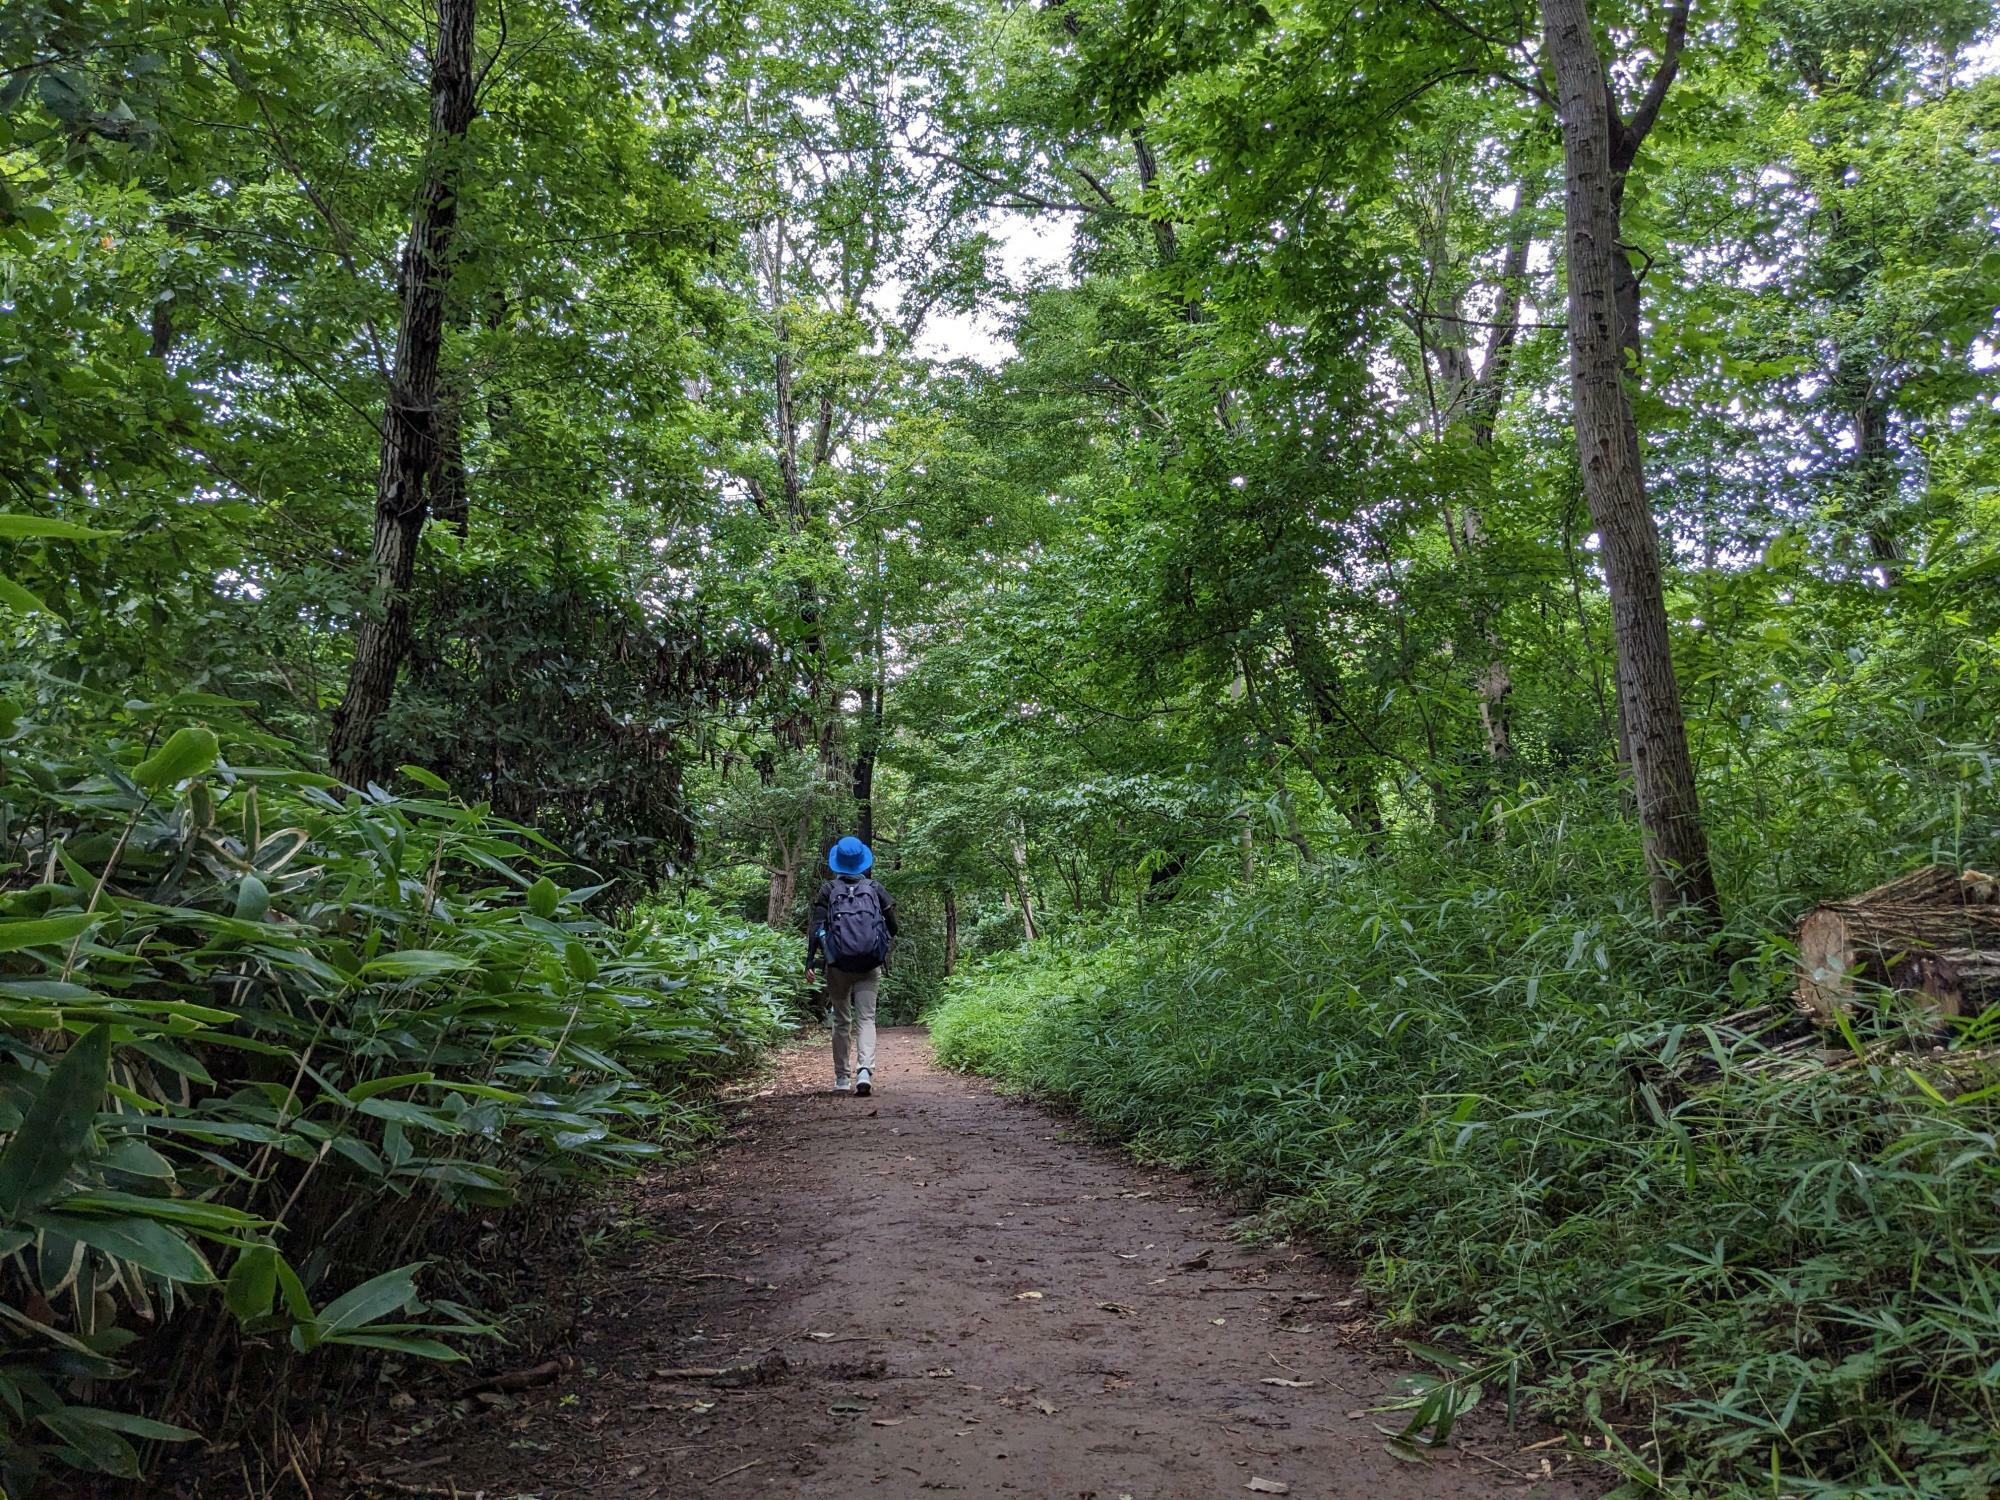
347,1029 -> 1607,1500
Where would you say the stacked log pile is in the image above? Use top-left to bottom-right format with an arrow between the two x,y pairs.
1797,865 -> 2000,1022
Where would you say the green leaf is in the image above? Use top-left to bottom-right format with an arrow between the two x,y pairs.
0,1025 -> 111,1216
134,727 -> 220,792
526,876 -> 560,919
347,1072 -> 436,1103
224,1246 -> 279,1323
0,514 -> 115,540
398,764 -> 452,794
360,950 -> 475,979
233,874 -> 270,924
314,1263 -> 422,1336
0,912 -> 101,954
323,1332 -> 466,1360
565,940 -> 600,982
0,573 -> 54,616
31,1211 -> 215,1285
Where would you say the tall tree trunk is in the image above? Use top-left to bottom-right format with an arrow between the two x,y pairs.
1541,0 -> 1719,925
329,0 -> 477,785
851,534 -> 887,845
1010,830 -> 1039,942
942,887 -> 959,979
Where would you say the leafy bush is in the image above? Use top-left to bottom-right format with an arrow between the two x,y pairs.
930,830 -> 2000,1498
0,704 -> 791,1493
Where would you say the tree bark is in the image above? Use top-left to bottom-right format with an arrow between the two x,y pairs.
942,887 -> 959,978
1541,0 -> 1719,925
329,0 -> 477,785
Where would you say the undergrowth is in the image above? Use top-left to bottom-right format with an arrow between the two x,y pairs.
0,702 -> 793,1495
929,813 -> 2000,1499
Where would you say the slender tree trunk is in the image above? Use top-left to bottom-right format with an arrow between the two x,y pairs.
942,887 -> 958,978
1011,831 -> 1038,942
1541,0 -> 1719,925
851,534 -> 887,844
329,0 -> 477,785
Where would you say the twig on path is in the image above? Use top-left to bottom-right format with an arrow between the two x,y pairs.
349,1479 -> 464,1499
706,1458 -> 768,1482
649,1350 -> 788,1385
456,1355 -> 575,1398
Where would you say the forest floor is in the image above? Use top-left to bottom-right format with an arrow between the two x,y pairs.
344,1029 -> 1607,1500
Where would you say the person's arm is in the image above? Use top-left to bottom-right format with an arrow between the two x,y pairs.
806,881 -> 828,969
878,881 -> 899,936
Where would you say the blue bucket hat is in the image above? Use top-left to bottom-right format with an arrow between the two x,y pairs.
828,836 -> 873,875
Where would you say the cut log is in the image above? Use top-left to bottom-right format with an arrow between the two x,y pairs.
1797,866 -> 2000,1022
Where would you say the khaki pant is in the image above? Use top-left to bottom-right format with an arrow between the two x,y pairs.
826,965 -> 881,1080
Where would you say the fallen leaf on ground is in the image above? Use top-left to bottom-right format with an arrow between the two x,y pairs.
1031,1397 -> 1058,1416
807,1331 -> 835,1341
871,1417 -> 906,1427
1211,1317 -> 1227,1326
1260,1378 -> 1315,1388
1015,1291 -> 1044,1300
1097,1301 -> 1137,1316
1345,1409 -> 1366,1419
923,1367 -> 955,1378
1246,1480 -> 1290,1494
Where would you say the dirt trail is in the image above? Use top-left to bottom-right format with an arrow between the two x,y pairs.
360,1030 -> 1603,1499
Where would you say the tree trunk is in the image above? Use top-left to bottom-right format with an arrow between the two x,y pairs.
329,0 -> 477,785
1541,0 -> 1719,925
851,534 -> 887,845
942,887 -> 959,978
766,836 -> 802,930
1011,832 -> 1038,942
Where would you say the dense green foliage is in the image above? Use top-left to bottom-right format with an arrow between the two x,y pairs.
6,0 -> 2000,1491
0,699 -> 789,1491
932,823 -> 2000,1496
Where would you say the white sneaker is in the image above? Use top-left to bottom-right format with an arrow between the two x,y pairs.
854,1068 -> 872,1098
834,1075 -> 852,1092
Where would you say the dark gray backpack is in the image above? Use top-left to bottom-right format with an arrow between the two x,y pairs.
824,878 -> 890,973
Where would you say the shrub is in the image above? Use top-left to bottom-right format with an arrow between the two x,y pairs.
0,705 -> 791,1493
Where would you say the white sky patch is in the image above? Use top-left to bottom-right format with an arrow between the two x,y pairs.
916,211 -> 1076,367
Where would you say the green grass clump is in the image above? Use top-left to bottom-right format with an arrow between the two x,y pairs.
929,843 -> 2000,1498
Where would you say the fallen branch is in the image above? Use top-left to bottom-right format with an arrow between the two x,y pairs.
650,1350 -> 789,1386
456,1355 -> 575,1398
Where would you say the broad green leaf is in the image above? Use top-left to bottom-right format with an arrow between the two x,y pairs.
0,1025 -> 111,1216
0,515 -> 114,541
526,876 -> 560,918
347,1072 -> 436,1103
360,950 -> 475,979
32,1211 -> 214,1285
0,573 -> 55,616
323,1332 -> 465,1360
233,875 -> 270,924
225,1246 -> 279,1322
398,764 -> 452,794
133,727 -> 219,792
314,1263 -> 422,1336
0,912 -> 100,953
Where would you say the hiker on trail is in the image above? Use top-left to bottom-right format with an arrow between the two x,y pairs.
807,836 -> 898,1097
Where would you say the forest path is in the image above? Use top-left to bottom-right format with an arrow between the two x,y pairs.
370,1030 -> 1603,1500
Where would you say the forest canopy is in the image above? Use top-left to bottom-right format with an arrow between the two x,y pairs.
3,0 -> 1999,1493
